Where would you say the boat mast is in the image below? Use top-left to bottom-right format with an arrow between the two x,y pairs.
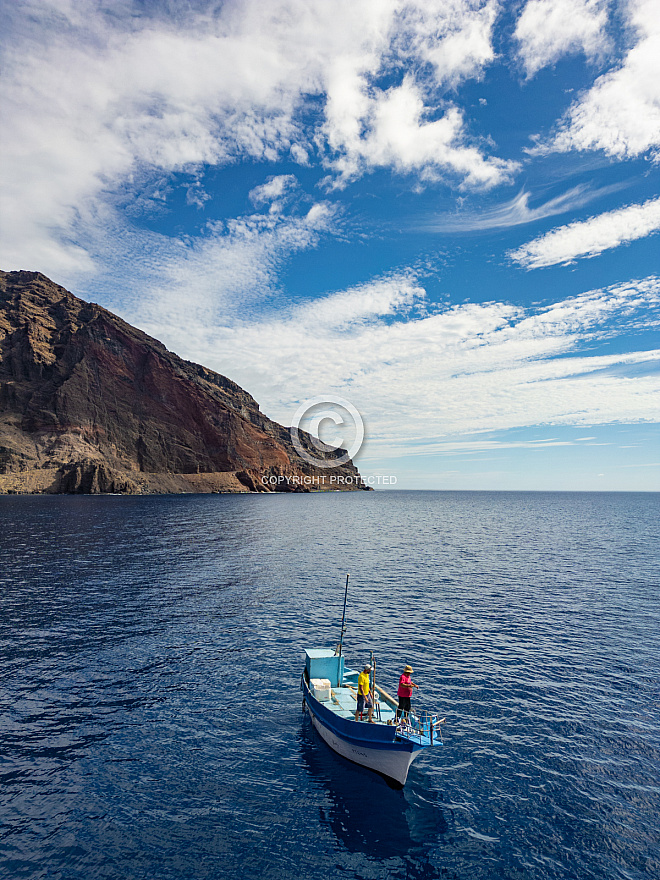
338,573 -> 350,657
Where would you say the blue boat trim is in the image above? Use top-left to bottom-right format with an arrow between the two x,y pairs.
303,679 -> 420,752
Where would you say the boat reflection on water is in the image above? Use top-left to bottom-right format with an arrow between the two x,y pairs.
298,713 -> 447,865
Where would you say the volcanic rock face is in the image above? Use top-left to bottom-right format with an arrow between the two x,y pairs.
0,271 -> 367,494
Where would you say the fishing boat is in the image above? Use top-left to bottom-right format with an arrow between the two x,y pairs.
301,577 -> 444,789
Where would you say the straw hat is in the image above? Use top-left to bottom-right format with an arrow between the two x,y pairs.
403,664 -> 414,674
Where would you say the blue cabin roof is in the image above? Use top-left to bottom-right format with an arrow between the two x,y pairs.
304,647 -> 344,687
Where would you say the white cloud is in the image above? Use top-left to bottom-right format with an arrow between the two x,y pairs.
508,196 -> 660,267
0,0 -> 513,278
319,0 -> 504,186
288,272 -> 425,329
543,0 -> 660,160
249,175 -> 299,207
116,201 -> 339,333
364,435 -> 611,459
394,0 -> 499,87
130,270 -> 660,453
515,0 -> 610,77
324,77 -> 518,188
422,184 -> 621,232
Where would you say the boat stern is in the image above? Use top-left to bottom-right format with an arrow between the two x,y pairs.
304,648 -> 344,687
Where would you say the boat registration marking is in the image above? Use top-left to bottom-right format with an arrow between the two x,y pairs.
326,729 -> 367,758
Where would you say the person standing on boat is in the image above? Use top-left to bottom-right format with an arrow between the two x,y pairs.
355,664 -> 374,722
396,664 -> 419,720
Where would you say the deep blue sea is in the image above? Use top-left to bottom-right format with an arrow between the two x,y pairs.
1,491 -> 658,880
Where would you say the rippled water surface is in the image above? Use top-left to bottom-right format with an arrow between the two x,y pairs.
1,491 -> 658,880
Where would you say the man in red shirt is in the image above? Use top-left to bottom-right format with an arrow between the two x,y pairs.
396,664 -> 419,720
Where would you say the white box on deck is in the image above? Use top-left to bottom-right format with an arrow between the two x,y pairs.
310,678 -> 331,701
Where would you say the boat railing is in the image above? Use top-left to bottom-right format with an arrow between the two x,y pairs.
396,709 -> 445,745
367,683 -> 445,744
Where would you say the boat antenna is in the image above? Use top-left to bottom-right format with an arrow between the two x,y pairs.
338,573 -> 350,657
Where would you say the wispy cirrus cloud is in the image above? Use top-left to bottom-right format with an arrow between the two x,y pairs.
111,201 -> 340,332
363,435 -> 610,460
130,268 -> 660,450
508,196 -> 660,267
420,184 -> 622,232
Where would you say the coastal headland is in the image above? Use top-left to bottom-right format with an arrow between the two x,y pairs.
0,270 -> 368,494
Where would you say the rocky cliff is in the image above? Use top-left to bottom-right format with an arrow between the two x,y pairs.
0,271 -> 367,494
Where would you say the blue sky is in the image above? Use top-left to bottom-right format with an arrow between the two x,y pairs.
1,0 -> 658,490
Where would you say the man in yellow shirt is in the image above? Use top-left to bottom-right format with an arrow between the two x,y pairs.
354,664 -> 373,722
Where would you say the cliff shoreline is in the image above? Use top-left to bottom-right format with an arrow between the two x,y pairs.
0,270 -> 369,495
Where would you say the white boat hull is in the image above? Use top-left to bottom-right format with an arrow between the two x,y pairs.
308,706 -> 420,787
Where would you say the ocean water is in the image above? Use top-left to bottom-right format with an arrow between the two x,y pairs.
0,491 -> 658,880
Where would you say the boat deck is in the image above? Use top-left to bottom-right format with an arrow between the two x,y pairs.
323,685 -> 398,724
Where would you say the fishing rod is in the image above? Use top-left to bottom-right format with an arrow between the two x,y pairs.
337,573 -> 349,657
370,649 -> 379,721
